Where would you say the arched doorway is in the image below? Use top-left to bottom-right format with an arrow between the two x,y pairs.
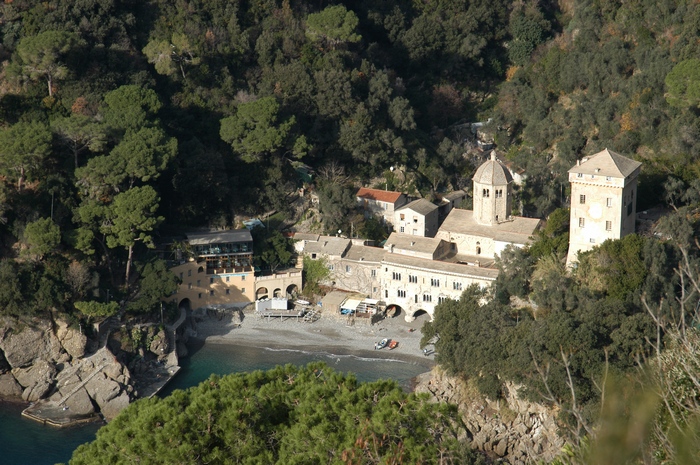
273,288 -> 282,298
256,287 -> 269,299
178,298 -> 191,311
412,309 -> 429,321
286,284 -> 299,298
385,304 -> 402,318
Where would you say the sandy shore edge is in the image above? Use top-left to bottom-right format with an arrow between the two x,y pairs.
190,309 -> 436,368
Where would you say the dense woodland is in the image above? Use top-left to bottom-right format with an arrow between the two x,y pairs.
1,0 -> 700,462
67,363 -> 482,464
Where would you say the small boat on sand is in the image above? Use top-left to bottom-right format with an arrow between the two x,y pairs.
388,340 -> 399,350
375,338 -> 388,350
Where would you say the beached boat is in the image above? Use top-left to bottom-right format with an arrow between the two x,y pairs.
388,340 -> 398,350
375,338 -> 388,350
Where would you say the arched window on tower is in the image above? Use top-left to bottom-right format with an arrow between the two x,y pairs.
483,189 -> 490,198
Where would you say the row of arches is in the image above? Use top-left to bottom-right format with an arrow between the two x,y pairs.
255,284 -> 299,300
385,304 -> 430,322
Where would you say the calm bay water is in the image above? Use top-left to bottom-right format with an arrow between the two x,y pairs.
1,341 -> 431,465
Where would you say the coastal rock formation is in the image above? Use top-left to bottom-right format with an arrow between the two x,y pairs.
0,319 -> 63,368
0,372 -> 23,397
55,319 -> 87,359
13,359 -> 58,401
149,329 -> 169,358
415,368 -> 565,464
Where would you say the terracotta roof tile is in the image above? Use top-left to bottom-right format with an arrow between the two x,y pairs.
356,187 -> 404,204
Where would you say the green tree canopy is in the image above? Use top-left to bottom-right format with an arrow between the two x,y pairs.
220,97 -> 296,163
0,121 -> 52,191
74,300 -> 119,319
101,85 -> 162,133
126,259 -> 178,314
143,33 -> 200,80
102,186 -> 163,286
14,30 -> 79,98
22,217 -> 61,260
665,59 -> 700,109
68,363 -> 476,465
51,114 -> 107,170
306,5 -> 361,49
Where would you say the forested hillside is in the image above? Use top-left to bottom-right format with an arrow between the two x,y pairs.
1,0 -> 698,462
0,0 -> 697,320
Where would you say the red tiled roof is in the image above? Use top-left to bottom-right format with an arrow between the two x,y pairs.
356,187 -> 403,204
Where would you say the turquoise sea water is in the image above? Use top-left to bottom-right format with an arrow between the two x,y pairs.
1,340 -> 432,465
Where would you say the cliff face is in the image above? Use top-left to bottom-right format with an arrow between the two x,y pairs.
0,316 -> 170,421
415,368 -> 565,464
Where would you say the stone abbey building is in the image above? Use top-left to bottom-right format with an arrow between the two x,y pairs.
167,149 -> 641,320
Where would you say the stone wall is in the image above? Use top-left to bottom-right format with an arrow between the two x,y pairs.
414,368 -> 565,464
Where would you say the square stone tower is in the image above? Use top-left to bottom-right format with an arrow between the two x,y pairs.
567,148 -> 642,264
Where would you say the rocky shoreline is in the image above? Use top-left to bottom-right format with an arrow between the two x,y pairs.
0,313 -> 183,426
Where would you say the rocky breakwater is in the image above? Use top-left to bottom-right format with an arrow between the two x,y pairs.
0,316 -> 176,425
415,368 -> 565,464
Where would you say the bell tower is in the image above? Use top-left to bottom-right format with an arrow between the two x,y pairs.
472,151 -> 513,225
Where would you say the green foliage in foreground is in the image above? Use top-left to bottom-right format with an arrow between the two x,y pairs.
68,363 -> 479,465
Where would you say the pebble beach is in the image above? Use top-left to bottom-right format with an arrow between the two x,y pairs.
191,308 -> 436,366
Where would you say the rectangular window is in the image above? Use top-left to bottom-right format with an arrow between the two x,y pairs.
413,229 -> 418,235
397,290 -> 406,298
392,272 -> 402,280
453,282 -> 463,291
606,197 -> 612,207
210,277 -> 214,284
385,290 -> 388,298
345,265 -> 351,273
577,173 -> 583,178
431,278 -> 439,287
188,283 -> 192,290
438,296 -> 447,304
413,217 -> 418,223
400,227 -> 405,233
226,289 -> 230,295
328,264 -> 334,271
188,270 -> 192,277
371,269 -> 376,277
241,288 -> 245,293
241,275 -> 246,281
179,272 -> 183,280
197,279 -> 201,286
210,290 -> 214,296
579,218 -> 585,228
590,238 -> 596,243
409,275 -> 417,283
198,293 -> 202,299
579,194 -> 586,204
423,294 -> 432,302
400,214 -> 405,220
606,221 -> 612,231
226,276 -> 230,282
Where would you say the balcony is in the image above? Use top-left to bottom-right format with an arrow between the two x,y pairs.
206,266 -> 253,275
